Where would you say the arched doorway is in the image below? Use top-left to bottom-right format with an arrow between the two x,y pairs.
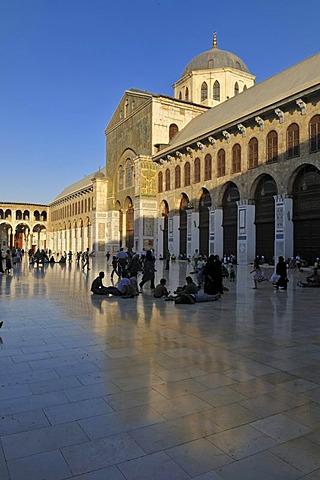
222,183 -> 240,258
14,223 -> 30,250
160,200 -> 169,257
254,175 -> 277,264
125,197 -> 134,251
179,194 -> 189,256
293,165 -> 320,264
199,188 -> 211,257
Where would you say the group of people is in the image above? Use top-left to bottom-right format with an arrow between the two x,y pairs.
0,248 -> 20,275
91,251 -> 229,304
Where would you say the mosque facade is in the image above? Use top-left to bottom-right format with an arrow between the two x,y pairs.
1,36 -> 320,264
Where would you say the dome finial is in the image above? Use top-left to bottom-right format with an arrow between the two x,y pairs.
212,32 -> 218,49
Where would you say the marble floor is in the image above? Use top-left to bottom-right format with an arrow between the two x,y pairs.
1,258 -> 320,480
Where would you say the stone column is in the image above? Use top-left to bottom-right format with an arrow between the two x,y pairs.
237,199 -> 256,265
274,194 -> 293,262
190,209 -> 199,255
210,206 -> 223,257
186,208 -> 192,258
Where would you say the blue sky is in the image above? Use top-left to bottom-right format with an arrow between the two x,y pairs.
1,0 -> 319,204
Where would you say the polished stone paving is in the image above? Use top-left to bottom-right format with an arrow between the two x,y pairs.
1,258 -> 320,479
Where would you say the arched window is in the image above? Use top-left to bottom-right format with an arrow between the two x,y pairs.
266,130 -> 278,162
309,115 -> 320,153
118,165 -> 124,190
213,80 -> 220,101
234,82 -> 239,95
16,210 -> 22,220
243,85 -> 247,91
165,168 -> 170,191
248,137 -> 258,169
175,165 -> 181,189
158,171 -> 163,193
179,92 -> 182,100
125,158 -> 133,187
201,82 -> 208,102
217,149 -> 226,177
287,123 -> 300,158
194,157 -> 201,183
169,123 -> 179,141
184,162 -> 191,186
185,87 -> 189,101
204,154 -> 212,180
232,144 -> 241,173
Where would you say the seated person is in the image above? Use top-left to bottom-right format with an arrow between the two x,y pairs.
59,255 -> 66,264
307,268 -> 320,284
91,272 -> 109,295
104,272 -> 133,297
128,274 -> 139,296
175,276 -> 198,295
154,278 -> 170,298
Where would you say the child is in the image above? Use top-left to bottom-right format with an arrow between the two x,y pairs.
110,256 -> 120,279
154,278 -> 170,298
229,264 -> 236,282
250,258 -> 267,289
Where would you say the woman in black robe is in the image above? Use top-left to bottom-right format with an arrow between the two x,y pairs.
275,256 -> 288,290
202,255 -> 223,295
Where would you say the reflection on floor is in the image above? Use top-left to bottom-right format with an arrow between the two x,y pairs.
0,259 -> 320,479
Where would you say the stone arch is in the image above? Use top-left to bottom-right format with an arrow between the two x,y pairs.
253,174 -> 277,264
292,164 -> 320,264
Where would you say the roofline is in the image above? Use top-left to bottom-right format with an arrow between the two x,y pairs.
153,83 -> 320,160
0,202 -> 48,208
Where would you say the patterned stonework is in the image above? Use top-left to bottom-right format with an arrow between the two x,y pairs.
140,168 -> 157,196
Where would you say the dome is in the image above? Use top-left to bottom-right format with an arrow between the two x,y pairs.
182,35 -> 250,77
92,169 -> 105,179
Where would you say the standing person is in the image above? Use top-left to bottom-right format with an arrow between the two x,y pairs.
82,248 -> 90,270
192,249 -> 199,272
250,258 -> 267,289
139,250 -> 156,291
110,256 -> 120,280
5,250 -> 12,275
0,250 -> 4,274
295,255 -> 302,272
127,252 -> 140,277
202,255 -> 222,295
117,248 -> 128,275
274,256 -> 288,290
164,250 -> 171,270
105,251 -> 111,265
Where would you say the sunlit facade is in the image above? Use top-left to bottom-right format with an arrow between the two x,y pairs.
1,37 -> 319,263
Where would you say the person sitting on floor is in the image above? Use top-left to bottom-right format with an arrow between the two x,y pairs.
91,272 -> 109,295
129,273 -> 139,296
174,276 -> 198,295
306,268 -> 320,285
104,272 -> 134,297
154,278 -> 170,298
